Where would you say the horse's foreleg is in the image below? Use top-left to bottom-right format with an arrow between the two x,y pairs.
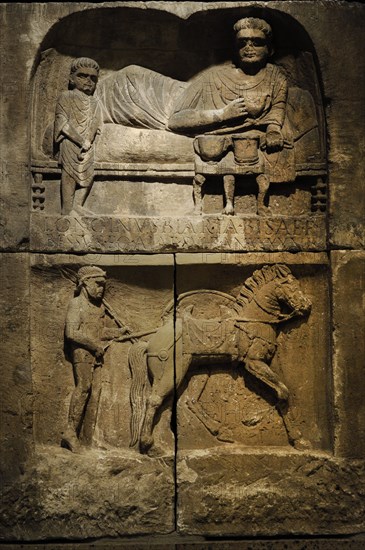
245,357 -> 289,402
245,357 -> 311,449
276,400 -> 312,450
185,372 -> 221,437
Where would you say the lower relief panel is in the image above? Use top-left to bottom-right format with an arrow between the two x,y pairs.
4,252 -> 365,540
174,253 -> 364,536
26,254 -> 175,539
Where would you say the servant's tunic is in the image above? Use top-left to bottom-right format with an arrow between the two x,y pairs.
55,89 -> 102,187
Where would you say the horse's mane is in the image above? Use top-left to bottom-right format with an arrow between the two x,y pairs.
236,264 -> 292,308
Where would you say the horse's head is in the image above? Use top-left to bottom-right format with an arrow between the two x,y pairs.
236,265 -> 311,324
275,273 -> 312,318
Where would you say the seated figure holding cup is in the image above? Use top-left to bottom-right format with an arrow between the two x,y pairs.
169,17 -> 294,215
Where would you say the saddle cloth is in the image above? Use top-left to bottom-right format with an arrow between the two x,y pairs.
182,315 -> 237,355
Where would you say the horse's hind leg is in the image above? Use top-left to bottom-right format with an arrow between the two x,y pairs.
140,354 -> 175,453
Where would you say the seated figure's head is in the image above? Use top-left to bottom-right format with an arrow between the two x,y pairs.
234,18 -> 273,68
69,57 -> 100,96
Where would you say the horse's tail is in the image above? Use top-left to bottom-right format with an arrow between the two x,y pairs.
128,340 -> 149,448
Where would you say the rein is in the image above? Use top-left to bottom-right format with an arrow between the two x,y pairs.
235,312 -> 296,325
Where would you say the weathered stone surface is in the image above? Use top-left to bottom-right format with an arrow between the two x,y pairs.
173,252 -> 348,536
177,448 -> 365,536
30,215 -> 326,253
176,542 -> 365,550
30,254 -> 174,454
252,2 -> 365,250
0,1 -> 364,545
1,539 -> 365,549
25,3 -> 326,248
0,447 -> 174,540
0,254 -> 33,483
0,254 -> 176,539
1,2 -> 364,250
175,253 -> 331,453
0,4 -> 32,250
332,251 -> 365,459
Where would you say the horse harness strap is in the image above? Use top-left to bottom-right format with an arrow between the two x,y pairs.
235,317 -> 278,325
236,321 -> 278,348
146,332 -> 182,361
238,293 -> 297,324
252,292 -> 278,317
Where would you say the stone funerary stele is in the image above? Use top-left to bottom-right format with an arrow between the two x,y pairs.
1,1 -> 364,545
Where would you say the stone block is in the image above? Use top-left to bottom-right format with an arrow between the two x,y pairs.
0,1 -> 364,544
173,253 -> 356,536
1,254 -> 176,539
177,449 -> 365,536
0,253 -> 32,485
332,251 -> 365,459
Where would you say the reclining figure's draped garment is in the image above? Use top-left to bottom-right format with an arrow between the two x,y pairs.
96,63 -> 319,182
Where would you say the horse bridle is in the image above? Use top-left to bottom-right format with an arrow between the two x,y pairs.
235,285 -> 297,325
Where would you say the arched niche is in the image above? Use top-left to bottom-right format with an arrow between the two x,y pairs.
30,5 -> 326,215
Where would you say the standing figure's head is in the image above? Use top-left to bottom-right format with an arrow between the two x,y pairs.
234,18 -> 273,70
69,57 -> 100,96
77,265 -> 106,302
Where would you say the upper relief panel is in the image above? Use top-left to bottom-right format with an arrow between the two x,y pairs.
30,6 -> 327,253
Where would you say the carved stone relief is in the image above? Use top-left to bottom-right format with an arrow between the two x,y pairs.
29,9 -> 327,253
175,260 -> 329,453
54,58 -> 102,216
29,254 -> 175,536
130,261 -> 316,455
31,254 -> 327,458
1,1 -> 364,545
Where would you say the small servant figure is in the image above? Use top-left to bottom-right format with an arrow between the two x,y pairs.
54,58 -> 102,215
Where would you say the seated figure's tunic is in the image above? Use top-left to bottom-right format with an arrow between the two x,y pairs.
54,89 -> 102,188
173,62 -> 288,135
172,62 -> 295,182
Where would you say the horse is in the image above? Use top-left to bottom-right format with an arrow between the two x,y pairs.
128,264 -> 312,454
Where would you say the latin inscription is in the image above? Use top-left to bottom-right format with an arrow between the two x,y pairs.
31,214 -> 326,252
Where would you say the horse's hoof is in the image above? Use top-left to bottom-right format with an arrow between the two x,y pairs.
293,438 -> 312,451
140,437 -> 154,454
146,444 -> 171,458
61,435 -> 81,453
277,383 -> 289,402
